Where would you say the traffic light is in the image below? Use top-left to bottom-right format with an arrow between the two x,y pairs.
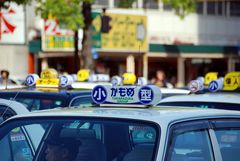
101,15 -> 112,33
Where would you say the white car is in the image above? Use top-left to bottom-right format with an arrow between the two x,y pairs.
0,98 -> 29,120
1,105 -> 240,161
158,92 -> 240,110
0,84 -> 240,161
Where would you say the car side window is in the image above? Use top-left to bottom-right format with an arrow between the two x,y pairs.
215,128 -> 240,161
130,126 -> 156,145
165,122 -> 214,161
0,127 -> 33,161
69,96 -> 93,107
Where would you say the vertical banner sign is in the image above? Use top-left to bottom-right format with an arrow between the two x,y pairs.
42,18 -> 75,51
92,12 -> 148,51
0,3 -> 25,44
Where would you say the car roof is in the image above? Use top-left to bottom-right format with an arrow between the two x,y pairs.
0,87 -> 91,95
6,106 -> 240,126
159,92 -> 240,104
0,98 -> 29,115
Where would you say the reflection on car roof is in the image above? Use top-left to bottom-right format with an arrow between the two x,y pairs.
159,93 -> 240,104
10,107 -> 240,124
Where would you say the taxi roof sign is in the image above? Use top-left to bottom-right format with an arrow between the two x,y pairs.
91,84 -> 162,106
40,68 -> 58,79
208,77 -> 224,92
122,73 -> 136,85
204,72 -> 218,85
223,72 -> 240,91
77,69 -> 90,82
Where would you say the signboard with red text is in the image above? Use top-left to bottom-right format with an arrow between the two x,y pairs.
0,3 -> 25,44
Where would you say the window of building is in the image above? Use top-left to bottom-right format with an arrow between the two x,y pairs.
207,1 -> 216,15
217,1 -> 223,15
94,0 -> 109,6
163,4 -> 172,11
230,1 -> 240,17
114,0 -> 137,8
196,2 -> 203,14
143,0 -> 159,9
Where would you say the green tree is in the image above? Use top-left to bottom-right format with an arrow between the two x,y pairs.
35,0 -> 94,72
162,0 -> 196,18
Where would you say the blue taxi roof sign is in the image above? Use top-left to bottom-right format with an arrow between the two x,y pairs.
208,77 -> 224,93
91,84 -> 162,106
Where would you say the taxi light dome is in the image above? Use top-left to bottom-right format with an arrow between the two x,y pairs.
88,74 -> 110,82
137,77 -> 147,86
122,73 -> 136,85
88,74 -> 98,82
77,69 -> 90,82
25,74 -> 39,86
70,74 -> 77,81
59,75 -> 73,87
41,68 -> 58,79
208,77 -> 224,92
189,78 -> 204,93
97,74 -> 110,82
111,76 -> 122,86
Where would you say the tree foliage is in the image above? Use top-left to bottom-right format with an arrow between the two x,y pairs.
35,0 -> 87,31
161,0 -> 196,18
116,0 -> 135,8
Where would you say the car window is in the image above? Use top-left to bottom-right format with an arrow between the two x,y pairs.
69,95 -> 94,107
130,125 -> 156,145
215,128 -> 240,161
0,118 -> 159,161
165,122 -> 214,161
7,97 -> 64,111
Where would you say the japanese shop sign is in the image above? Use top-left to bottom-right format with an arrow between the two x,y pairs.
92,13 -> 148,51
42,18 -> 75,51
0,3 -> 25,44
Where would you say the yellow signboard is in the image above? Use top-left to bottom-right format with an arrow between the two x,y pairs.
36,78 -> 60,88
204,72 -> 218,85
223,72 -> 240,91
42,19 -> 75,51
92,13 -> 148,51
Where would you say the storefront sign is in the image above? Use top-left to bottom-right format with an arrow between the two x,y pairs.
92,12 -> 148,51
0,3 -> 25,44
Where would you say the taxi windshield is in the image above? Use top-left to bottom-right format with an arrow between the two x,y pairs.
0,117 -> 159,161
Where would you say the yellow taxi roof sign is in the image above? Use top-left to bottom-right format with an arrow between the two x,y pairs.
41,68 -> 58,79
77,69 -> 90,82
223,71 -> 240,91
204,72 -> 218,85
122,73 -> 136,85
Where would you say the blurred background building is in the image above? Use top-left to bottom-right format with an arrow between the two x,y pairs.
0,0 -> 240,87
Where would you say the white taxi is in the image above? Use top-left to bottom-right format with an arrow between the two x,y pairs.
1,82 -> 240,161
159,71 -> 240,110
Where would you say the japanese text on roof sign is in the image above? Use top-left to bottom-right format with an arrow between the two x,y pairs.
111,87 -> 134,97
